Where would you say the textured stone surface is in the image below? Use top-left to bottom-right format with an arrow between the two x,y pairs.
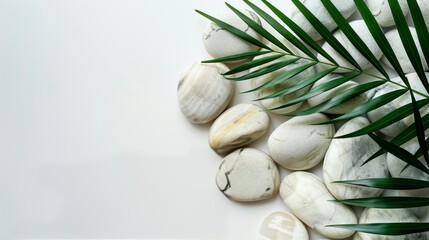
216,148 -> 280,202
177,62 -> 234,124
268,113 -> 334,170
209,103 -> 270,154
289,0 -> 356,41
367,0 -> 409,27
381,27 -> 429,73
318,20 -> 383,72
258,211 -> 309,240
324,117 -> 389,200
418,0 -> 429,30
280,171 -> 357,239
354,208 -> 425,240
203,10 -> 263,60
367,72 -> 429,137
307,73 -> 369,114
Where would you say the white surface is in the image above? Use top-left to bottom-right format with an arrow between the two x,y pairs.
0,0 -> 327,239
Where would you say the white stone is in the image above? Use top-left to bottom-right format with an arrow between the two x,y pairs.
289,0 -> 356,41
367,72 -> 429,137
203,10 -> 263,60
216,148 -> 280,202
398,188 -> 429,219
258,211 -> 309,240
280,171 -> 357,239
382,27 -> 429,73
324,117 -> 389,200
268,113 -> 335,170
367,0 -> 409,27
251,42 -> 316,115
307,73 -> 369,114
318,20 -> 383,72
177,62 -> 234,124
418,0 -> 429,30
354,208 -> 425,240
209,103 -> 270,154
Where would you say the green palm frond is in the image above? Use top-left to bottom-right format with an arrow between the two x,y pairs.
197,0 -> 429,235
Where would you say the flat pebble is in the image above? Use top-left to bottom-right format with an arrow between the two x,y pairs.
324,117 -> 389,200
209,103 -> 270,154
216,148 -> 280,202
367,0 -> 409,27
354,208 -> 425,240
318,20 -> 383,72
177,62 -> 234,124
381,27 -> 428,73
203,10 -> 263,60
268,113 -> 334,170
307,73 -> 369,114
367,72 -> 429,137
258,211 -> 309,240
289,0 -> 356,41
280,171 -> 357,239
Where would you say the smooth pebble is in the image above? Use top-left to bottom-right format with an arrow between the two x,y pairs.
258,211 -> 309,240
268,113 -> 334,170
209,103 -> 270,154
324,117 -> 389,200
216,148 -> 280,202
367,0 -> 409,27
280,171 -> 357,239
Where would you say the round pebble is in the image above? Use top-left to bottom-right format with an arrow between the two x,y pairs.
258,211 -> 309,240
367,0 -> 409,27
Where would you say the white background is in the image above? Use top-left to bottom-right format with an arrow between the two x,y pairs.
0,0 -> 332,239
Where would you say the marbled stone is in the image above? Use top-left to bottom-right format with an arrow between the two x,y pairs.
324,117 -> 389,200
354,208 -> 426,240
367,0 -> 409,27
177,62 -> 234,124
268,113 -> 334,170
251,42 -> 316,114
209,103 -> 270,154
318,20 -> 383,72
258,211 -> 309,240
367,72 -> 429,137
280,171 -> 357,239
289,0 -> 356,41
381,27 -> 429,73
216,148 -> 280,202
307,73 -> 369,114
203,10 -> 263,60
398,188 -> 429,219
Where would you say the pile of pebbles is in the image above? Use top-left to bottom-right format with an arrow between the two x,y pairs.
178,1 -> 429,239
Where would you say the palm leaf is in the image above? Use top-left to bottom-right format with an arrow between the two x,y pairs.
408,0 -> 429,79
262,0 -> 338,65
243,0 -> 317,60
286,81 -> 386,116
255,67 -> 337,101
332,197 -> 429,208
201,51 -> 272,63
333,177 -> 429,190
327,223 -> 429,235
225,3 -> 292,54
321,0 -> 389,79
292,0 -> 361,70
222,53 -> 285,75
195,10 -> 270,50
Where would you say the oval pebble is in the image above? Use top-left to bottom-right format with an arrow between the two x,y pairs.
209,103 -> 270,154
289,0 -> 356,41
318,20 -> 383,72
367,0 -> 409,27
258,211 -> 309,240
177,62 -> 234,124
324,117 -> 389,200
381,27 -> 428,73
216,148 -> 280,202
354,208 -> 425,240
307,73 -> 369,114
203,10 -> 263,60
367,72 -> 429,137
268,113 -> 334,170
280,171 -> 357,239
